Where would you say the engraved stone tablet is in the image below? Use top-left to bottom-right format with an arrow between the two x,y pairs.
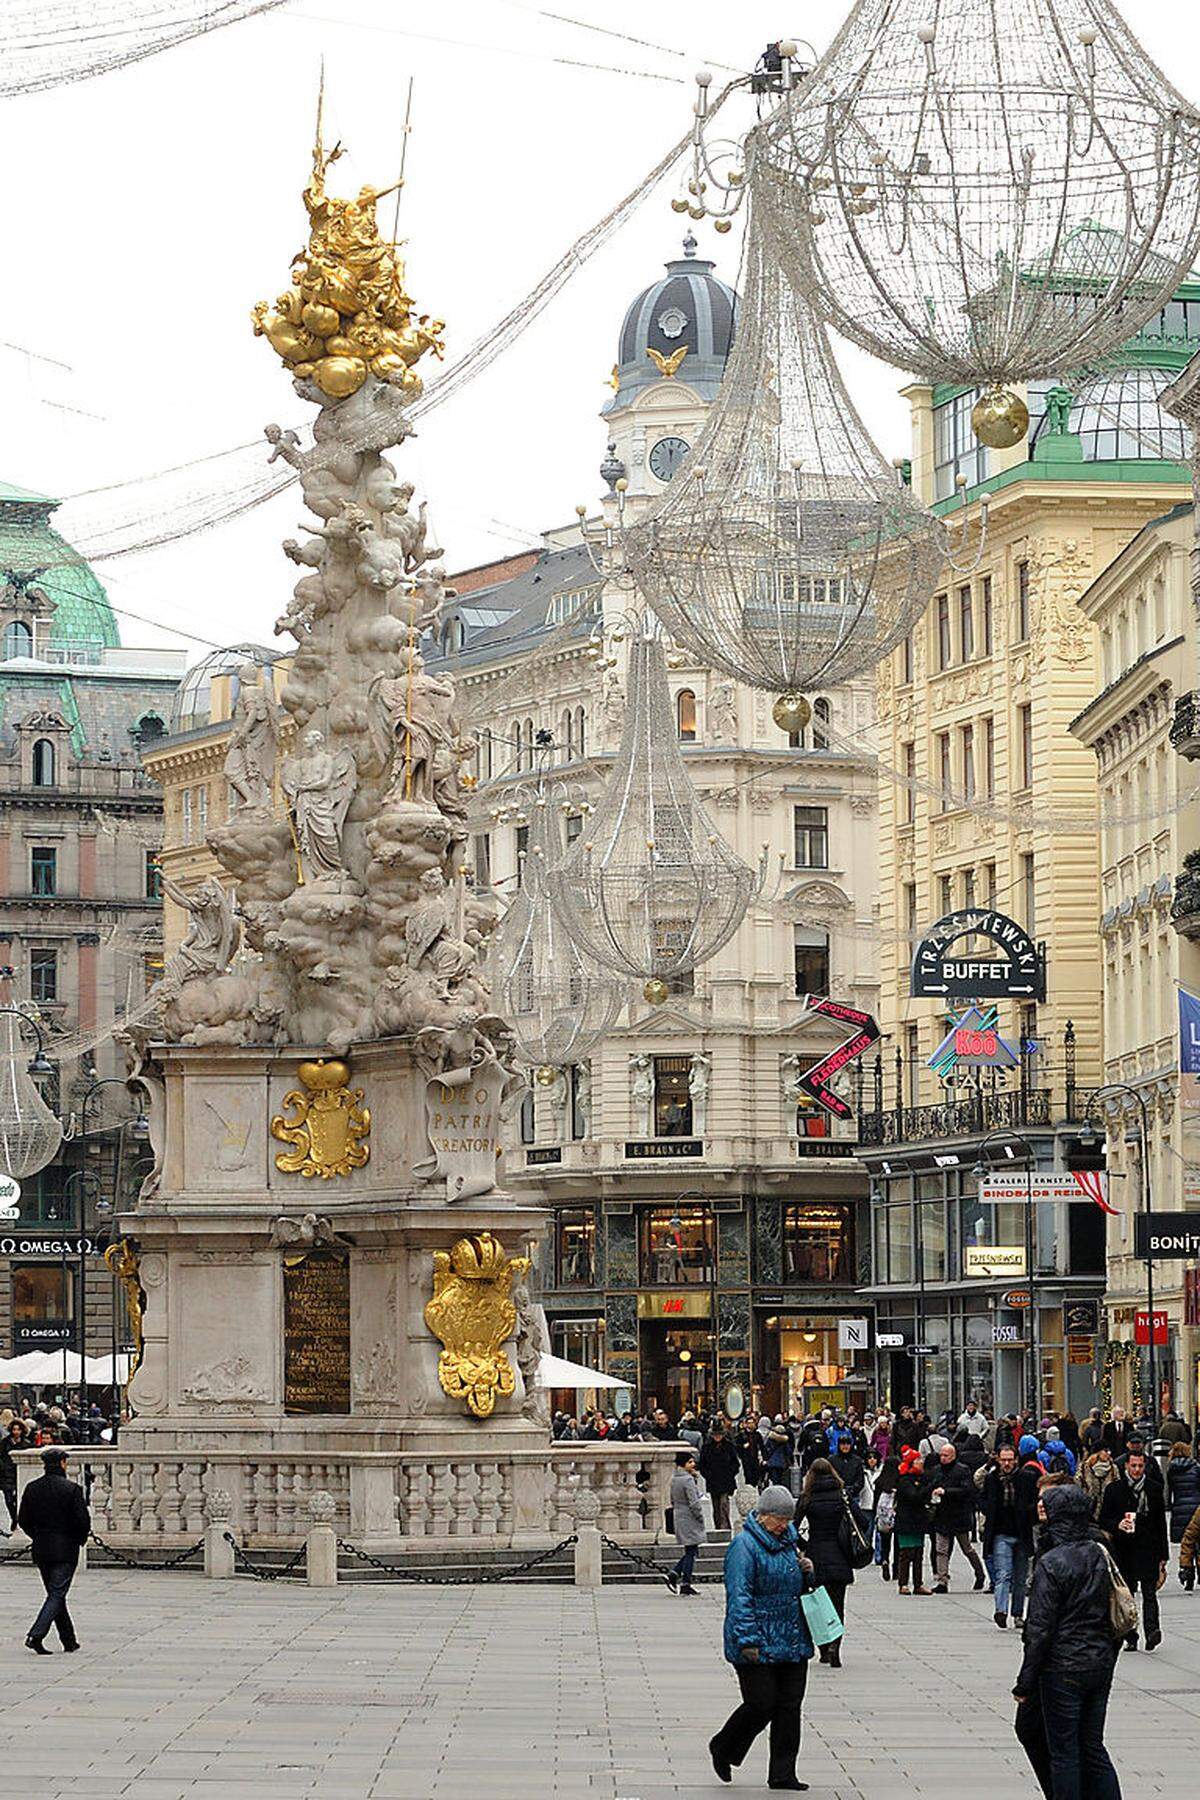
283,1250 -> 351,1414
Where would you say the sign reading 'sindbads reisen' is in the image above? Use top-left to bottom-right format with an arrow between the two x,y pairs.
911,908 -> 1046,1001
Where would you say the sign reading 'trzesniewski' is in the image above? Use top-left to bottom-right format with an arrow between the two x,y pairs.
1134,1213 -> 1200,1259
911,908 -> 1046,1001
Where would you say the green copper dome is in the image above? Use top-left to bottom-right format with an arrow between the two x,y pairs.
0,481 -> 119,649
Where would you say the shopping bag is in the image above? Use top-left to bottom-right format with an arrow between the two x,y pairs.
800,1584 -> 844,1646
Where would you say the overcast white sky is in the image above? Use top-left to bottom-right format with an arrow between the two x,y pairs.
2,0 -> 1197,660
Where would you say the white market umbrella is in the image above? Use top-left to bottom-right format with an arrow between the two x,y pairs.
84,1353 -> 131,1385
536,1352 -> 623,1390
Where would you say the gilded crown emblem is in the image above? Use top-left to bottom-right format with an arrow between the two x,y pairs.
271,1058 -> 370,1180
424,1233 -> 530,1420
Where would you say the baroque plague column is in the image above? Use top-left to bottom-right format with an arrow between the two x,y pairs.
115,130 -> 549,1468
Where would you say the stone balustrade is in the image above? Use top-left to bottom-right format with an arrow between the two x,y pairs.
16,1442 -> 677,1553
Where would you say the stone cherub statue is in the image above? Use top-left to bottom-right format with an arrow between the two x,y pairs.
281,728 -> 357,883
223,663 -> 278,811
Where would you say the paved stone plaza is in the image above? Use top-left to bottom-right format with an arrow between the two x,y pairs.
2,1563 -> 1200,1798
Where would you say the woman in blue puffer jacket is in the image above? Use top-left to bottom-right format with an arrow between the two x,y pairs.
709,1484 -> 815,1793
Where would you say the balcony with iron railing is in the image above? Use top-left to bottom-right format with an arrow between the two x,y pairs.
854,1023 -> 1080,1148
1172,849 -> 1200,940
1171,690 -> 1200,761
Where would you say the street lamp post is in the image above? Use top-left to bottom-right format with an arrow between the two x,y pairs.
65,1077 -> 145,1421
1080,1085 -> 1154,1426
973,1129 -> 1038,1419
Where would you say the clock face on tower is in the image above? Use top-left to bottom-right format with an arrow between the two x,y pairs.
648,435 -> 690,482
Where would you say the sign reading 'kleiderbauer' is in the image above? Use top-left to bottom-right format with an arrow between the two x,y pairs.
911,908 -> 1046,1001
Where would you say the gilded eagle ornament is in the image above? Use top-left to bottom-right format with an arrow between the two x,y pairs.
424,1233 -> 530,1420
647,345 -> 688,378
271,1059 -> 370,1179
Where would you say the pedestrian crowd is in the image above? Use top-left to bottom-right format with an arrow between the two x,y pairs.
627,1395 -> 1200,1796
0,1396 -> 112,1530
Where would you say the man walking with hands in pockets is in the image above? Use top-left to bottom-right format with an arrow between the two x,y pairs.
18,1446 -> 91,1654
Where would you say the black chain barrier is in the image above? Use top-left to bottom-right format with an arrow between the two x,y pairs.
334,1533 -> 578,1584
222,1532 -> 308,1582
0,1540 -> 31,1564
599,1533 -> 722,1583
89,1532 -> 206,1572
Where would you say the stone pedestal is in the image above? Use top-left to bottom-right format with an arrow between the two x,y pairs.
118,1040 -> 550,1459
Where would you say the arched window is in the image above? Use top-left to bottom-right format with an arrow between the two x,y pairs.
575,705 -> 587,757
135,713 -> 165,747
812,697 -> 831,750
562,709 -> 574,760
3,620 -> 33,660
675,688 -> 697,742
31,739 -> 55,787
512,721 -> 522,771
522,718 -> 534,768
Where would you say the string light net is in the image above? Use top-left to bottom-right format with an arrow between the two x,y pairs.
1,0 -> 286,97
754,0 -> 1200,389
624,210 -> 948,693
544,632 -> 765,989
0,1016 -> 62,1181
490,795 -> 627,1066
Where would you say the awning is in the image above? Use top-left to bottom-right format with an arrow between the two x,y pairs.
536,1352 -> 624,1390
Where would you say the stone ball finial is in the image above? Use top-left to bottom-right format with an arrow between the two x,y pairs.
734,1481 -> 758,1522
205,1488 -> 235,1524
572,1487 -> 602,1525
308,1489 -> 337,1525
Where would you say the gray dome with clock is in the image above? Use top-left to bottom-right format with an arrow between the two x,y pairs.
605,232 -> 738,413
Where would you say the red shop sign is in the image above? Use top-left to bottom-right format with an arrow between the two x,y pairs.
1134,1309 -> 1169,1346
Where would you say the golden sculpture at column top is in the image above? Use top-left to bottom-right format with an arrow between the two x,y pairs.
424,1233 -> 531,1420
252,101 -> 445,402
271,1058 -> 371,1179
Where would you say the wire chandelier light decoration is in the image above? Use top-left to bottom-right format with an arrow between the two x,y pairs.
489,786 -> 628,1076
544,627 -> 772,1004
1,0 -> 287,98
619,205 -> 958,727
687,5 -> 1200,448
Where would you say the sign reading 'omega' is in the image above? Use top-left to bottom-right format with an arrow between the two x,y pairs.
911,908 -> 1046,1001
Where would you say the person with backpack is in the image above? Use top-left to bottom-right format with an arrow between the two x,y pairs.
1037,1427 -> 1077,1479
873,1454 -> 899,1579
1012,1484 -> 1123,1800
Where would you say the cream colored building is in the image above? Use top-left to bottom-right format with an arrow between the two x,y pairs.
861,338 -> 1197,1421
1069,501 -> 1200,1418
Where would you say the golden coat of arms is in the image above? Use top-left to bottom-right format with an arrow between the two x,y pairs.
424,1233 -> 530,1420
271,1059 -> 370,1180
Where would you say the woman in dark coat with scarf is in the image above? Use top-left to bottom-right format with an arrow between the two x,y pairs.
894,1445 -> 932,1594
793,1456 -> 855,1668
1167,1443 -> 1200,1543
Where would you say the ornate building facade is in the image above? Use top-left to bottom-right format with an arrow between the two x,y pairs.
0,479 -> 185,1364
859,298 -> 1200,1422
1069,501 -> 1200,1418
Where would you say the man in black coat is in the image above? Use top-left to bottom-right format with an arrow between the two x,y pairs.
1099,1448 -> 1168,1651
699,1424 -> 741,1531
927,1442 -> 986,1593
16,1447 -> 90,1654
1101,1408 -> 1134,1459
979,1444 -> 1039,1628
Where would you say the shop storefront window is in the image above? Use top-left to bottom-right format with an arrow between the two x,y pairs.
639,1205 -> 714,1285
557,1208 -> 596,1287
886,1201 -> 915,1284
783,1204 -> 852,1283
918,1177 -> 947,1283
12,1263 -> 75,1349
551,1318 -> 604,1370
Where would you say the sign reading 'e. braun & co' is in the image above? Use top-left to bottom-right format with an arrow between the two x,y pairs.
911,908 -> 1046,1001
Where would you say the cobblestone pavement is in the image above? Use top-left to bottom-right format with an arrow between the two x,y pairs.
2,1559 -> 1200,1798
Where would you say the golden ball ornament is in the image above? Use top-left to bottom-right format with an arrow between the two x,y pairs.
970,386 -> 1029,450
773,692 -> 812,734
714,217 -> 733,234
314,355 -> 368,399
533,1064 -> 558,1087
643,978 -> 670,1006
671,197 -> 690,214
301,301 -> 341,338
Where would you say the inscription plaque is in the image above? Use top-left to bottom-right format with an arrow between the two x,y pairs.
283,1251 -> 351,1414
